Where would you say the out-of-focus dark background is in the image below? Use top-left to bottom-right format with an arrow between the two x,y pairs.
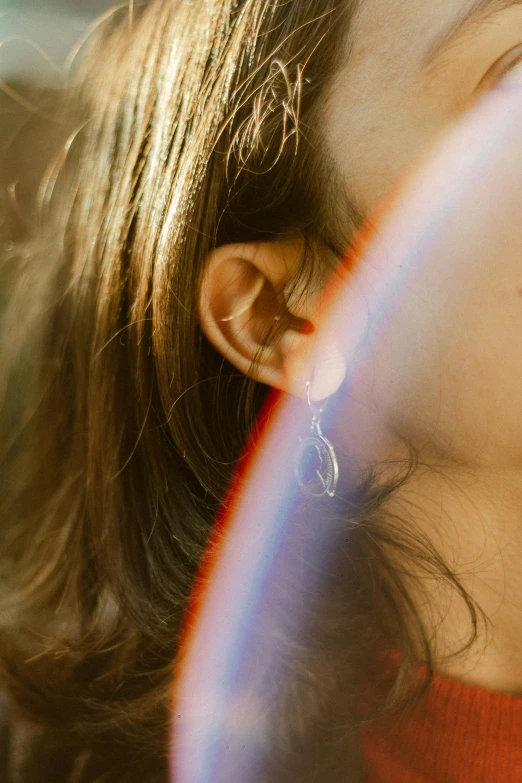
0,0 -> 113,246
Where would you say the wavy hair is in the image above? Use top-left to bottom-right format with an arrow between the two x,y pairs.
0,1 -> 485,780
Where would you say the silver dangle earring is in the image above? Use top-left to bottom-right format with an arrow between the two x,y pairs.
294,381 -> 339,498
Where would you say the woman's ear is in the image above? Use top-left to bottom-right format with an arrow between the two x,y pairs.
198,239 -> 346,400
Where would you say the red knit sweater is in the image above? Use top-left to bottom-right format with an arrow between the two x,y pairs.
361,669 -> 522,782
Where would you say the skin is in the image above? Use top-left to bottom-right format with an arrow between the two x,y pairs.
199,1 -> 522,694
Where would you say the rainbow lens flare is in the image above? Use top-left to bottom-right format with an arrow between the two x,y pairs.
171,82 -> 522,782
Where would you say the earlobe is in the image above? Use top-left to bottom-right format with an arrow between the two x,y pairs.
198,241 -> 347,400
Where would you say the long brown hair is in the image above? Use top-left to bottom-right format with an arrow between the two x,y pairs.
0,1 -> 485,780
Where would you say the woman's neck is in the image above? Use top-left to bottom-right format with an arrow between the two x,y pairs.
386,463 -> 522,695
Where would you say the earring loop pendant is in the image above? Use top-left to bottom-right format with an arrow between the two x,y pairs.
294,383 -> 339,498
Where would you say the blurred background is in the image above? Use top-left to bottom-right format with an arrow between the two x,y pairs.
0,0 -> 112,86
0,0 -> 113,246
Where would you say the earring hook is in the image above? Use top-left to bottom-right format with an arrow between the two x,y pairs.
305,380 -> 326,419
